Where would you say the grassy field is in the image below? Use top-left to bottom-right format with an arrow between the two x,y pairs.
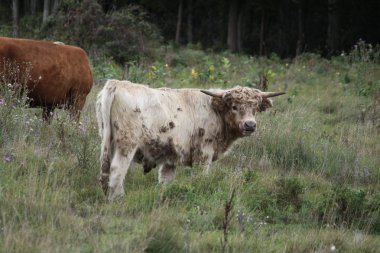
1,47 -> 379,253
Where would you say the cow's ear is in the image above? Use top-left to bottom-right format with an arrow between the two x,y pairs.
259,98 -> 273,112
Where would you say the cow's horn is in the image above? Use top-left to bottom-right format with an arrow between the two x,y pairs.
201,89 -> 225,98
260,91 -> 286,98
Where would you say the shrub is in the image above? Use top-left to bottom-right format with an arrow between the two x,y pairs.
101,5 -> 162,64
42,1 -> 161,64
275,177 -> 304,210
318,186 -> 380,233
0,58 -> 33,144
348,39 -> 380,63
42,0 -> 104,48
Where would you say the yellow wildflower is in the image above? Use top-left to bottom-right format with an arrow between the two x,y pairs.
191,68 -> 198,78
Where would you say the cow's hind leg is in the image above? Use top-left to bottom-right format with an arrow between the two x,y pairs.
108,147 -> 137,201
42,106 -> 54,122
68,94 -> 86,121
158,164 -> 176,184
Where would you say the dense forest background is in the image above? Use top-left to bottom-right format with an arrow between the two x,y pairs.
1,0 -> 380,62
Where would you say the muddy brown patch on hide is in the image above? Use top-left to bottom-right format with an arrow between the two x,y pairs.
201,154 -> 209,164
159,125 -> 169,133
134,149 -> 144,162
169,121 -> 175,129
146,137 -> 178,162
143,160 -> 156,174
177,107 -> 182,111
188,129 -> 207,165
114,129 -> 138,156
133,149 -> 156,174
101,146 -> 110,173
100,146 -> 111,195
198,128 -> 205,137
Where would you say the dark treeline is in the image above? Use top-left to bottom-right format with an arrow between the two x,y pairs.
1,0 -> 379,58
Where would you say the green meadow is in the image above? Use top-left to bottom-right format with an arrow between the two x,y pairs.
1,47 -> 379,253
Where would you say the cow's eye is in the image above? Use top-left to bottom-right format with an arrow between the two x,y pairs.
232,105 -> 238,111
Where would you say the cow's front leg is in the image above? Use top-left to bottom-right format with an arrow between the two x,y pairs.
158,164 -> 176,184
202,149 -> 215,175
108,148 -> 136,200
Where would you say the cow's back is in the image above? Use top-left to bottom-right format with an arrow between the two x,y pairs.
0,37 -> 93,108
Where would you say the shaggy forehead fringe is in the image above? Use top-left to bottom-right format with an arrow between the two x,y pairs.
211,86 -> 263,112
224,86 -> 262,105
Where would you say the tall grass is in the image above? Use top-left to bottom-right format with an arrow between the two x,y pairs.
1,49 -> 379,252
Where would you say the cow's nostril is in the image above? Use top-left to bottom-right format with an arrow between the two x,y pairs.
244,121 -> 256,131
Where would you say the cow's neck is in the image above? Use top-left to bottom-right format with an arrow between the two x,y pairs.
213,116 -> 241,157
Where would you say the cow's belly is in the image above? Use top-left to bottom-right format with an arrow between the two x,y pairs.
132,135 -> 214,174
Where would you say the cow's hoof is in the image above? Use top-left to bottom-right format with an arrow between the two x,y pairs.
108,186 -> 125,201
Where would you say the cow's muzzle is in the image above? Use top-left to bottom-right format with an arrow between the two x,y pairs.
242,121 -> 256,135
244,121 -> 256,131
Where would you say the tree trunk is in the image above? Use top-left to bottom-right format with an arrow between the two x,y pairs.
43,0 -> 50,23
31,0 -> 37,16
326,0 -> 339,56
12,0 -> 19,37
52,0 -> 60,13
23,0 -> 30,15
277,4 -> 286,56
175,0 -> 183,44
259,9 -> 266,56
186,0 -> 193,44
237,1 -> 246,52
296,2 -> 304,56
227,0 -> 238,52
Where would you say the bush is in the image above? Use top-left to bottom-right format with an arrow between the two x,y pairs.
101,5 -> 162,64
348,39 -> 380,63
42,0 -> 104,48
42,1 -> 161,64
0,58 -> 33,143
318,186 -> 380,233
275,177 -> 304,210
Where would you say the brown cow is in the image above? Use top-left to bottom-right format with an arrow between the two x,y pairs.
96,79 -> 285,200
0,37 -> 93,120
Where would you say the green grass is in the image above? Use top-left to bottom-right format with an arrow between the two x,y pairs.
1,49 -> 380,252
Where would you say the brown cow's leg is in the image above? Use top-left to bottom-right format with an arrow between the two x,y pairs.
42,106 -> 54,122
69,95 -> 85,122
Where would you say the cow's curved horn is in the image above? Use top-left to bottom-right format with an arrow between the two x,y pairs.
201,89 -> 225,98
260,91 -> 286,98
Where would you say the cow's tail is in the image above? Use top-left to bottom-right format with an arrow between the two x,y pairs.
96,79 -> 117,194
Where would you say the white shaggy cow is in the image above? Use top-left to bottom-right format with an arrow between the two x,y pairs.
96,79 -> 285,200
